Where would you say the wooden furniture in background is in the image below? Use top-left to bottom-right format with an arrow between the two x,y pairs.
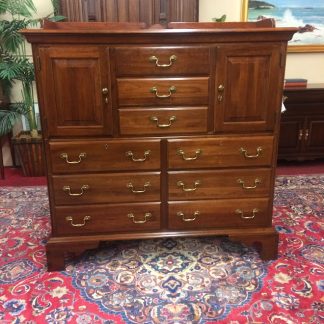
279,84 -> 324,160
0,86 -> 11,179
59,0 -> 199,25
22,20 -> 296,271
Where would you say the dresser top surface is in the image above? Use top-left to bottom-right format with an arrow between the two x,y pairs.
21,21 -> 297,43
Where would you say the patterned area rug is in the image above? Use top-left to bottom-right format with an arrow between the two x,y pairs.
0,175 -> 323,323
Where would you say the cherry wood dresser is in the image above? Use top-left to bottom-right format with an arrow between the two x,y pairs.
22,21 -> 296,271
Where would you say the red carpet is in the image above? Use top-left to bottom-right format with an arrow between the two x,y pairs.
0,167 -> 47,186
276,159 -> 324,176
0,175 -> 323,323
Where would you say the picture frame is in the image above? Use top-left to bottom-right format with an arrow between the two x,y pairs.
241,0 -> 324,52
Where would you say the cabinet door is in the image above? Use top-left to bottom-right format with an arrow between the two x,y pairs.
278,116 -> 305,157
39,46 -> 112,137
215,44 -> 282,132
304,116 -> 324,154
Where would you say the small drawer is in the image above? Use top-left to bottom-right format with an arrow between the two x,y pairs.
52,172 -> 161,205
114,46 -> 211,76
168,136 -> 274,169
49,139 -> 161,174
119,107 -> 208,136
168,198 -> 271,230
54,202 -> 161,235
117,78 -> 209,106
168,168 -> 271,200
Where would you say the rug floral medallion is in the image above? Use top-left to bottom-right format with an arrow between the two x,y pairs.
0,175 -> 323,323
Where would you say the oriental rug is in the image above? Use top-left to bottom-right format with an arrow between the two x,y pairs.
0,175 -> 323,323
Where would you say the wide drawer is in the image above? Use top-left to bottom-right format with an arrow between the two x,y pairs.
52,172 -> 160,205
117,78 -> 209,106
119,107 -> 208,135
54,202 -> 161,235
168,168 -> 271,200
168,136 -> 274,169
168,198 -> 271,230
49,139 -> 161,174
114,46 -> 211,76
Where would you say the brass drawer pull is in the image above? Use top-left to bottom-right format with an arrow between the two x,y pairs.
235,208 -> 259,219
237,178 -> 261,190
177,149 -> 202,161
177,211 -> 200,222
102,87 -> 109,104
127,181 -> 151,193
217,84 -> 225,102
63,185 -> 89,196
305,129 -> 309,141
298,129 -> 303,141
60,152 -> 86,164
239,147 -> 263,159
150,116 -> 176,128
126,150 -> 151,162
65,215 -> 91,227
177,180 -> 201,192
149,54 -> 177,67
128,212 -> 152,224
150,86 -> 176,98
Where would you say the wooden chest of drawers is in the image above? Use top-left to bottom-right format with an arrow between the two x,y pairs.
23,21 -> 296,271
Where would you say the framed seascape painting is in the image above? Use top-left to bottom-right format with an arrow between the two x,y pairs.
242,0 -> 324,52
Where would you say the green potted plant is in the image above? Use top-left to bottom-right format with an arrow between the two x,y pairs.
0,0 -> 64,176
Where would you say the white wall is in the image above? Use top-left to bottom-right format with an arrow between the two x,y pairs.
2,0 -> 323,166
199,0 -> 324,83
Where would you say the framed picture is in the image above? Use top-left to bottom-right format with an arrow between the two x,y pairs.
241,0 -> 324,52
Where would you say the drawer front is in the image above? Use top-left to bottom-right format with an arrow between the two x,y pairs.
52,172 -> 161,205
117,78 -> 209,106
168,198 -> 271,230
54,202 -> 161,235
119,108 -> 208,135
168,136 -> 274,169
168,168 -> 271,200
49,139 -> 161,173
114,47 -> 211,76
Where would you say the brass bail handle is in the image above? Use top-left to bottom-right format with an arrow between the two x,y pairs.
235,208 -> 259,219
65,215 -> 91,227
60,152 -> 86,164
128,212 -> 152,224
150,116 -> 176,128
177,180 -> 201,192
237,178 -> 261,190
177,149 -> 202,161
150,86 -> 176,98
125,150 -> 151,162
239,147 -> 263,159
149,54 -> 177,67
63,184 -> 90,196
177,211 -> 200,222
127,181 -> 151,193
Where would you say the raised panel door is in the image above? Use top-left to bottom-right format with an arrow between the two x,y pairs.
215,44 -> 282,132
278,116 -> 305,157
304,116 -> 324,154
39,46 -> 112,137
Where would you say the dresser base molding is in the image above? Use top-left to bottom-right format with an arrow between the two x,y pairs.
46,227 -> 278,271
